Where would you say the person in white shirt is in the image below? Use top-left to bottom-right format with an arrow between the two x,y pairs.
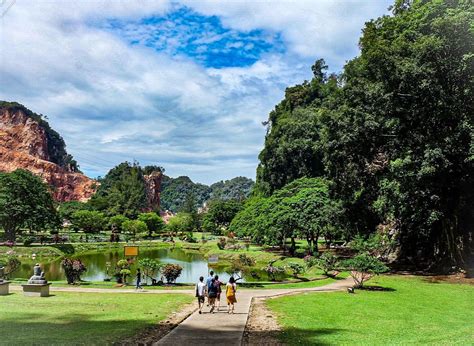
195,276 -> 206,314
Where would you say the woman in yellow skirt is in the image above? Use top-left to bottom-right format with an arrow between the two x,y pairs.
226,276 -> 237,314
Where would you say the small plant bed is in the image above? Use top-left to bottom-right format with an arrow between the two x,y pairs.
0,291 -> 193,345
266,275 -> 474,345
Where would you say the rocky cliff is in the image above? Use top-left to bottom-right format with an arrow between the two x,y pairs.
0,102 -> 96,202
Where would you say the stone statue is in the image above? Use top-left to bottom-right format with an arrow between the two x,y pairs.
27,263 -> 48,284
0,266 -> 4,283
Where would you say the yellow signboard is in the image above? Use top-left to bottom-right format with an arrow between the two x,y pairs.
124,246 -> 139,257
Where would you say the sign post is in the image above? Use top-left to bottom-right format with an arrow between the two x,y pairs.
124,246 -> 139,257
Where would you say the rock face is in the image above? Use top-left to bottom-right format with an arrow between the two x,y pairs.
144,171 -> 162,211
0,104 -> 96,202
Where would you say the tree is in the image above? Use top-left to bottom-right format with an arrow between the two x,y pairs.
203,199 -> 243,235
342,253 -> 389,288
180,193 -> 200,231
138,212 -> 165,236
0,169 -> 60,241
122,220 -> 148,240
71,210 -> 106,234
138,258 -> 162,284
59,201 -> 89,223
90,162 -> 147,218
166,213 -> 194,234
108,215 -> 129,233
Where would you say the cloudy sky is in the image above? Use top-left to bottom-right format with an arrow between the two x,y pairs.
0,0 -> 391,184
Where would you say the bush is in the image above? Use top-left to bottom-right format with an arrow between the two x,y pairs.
61,258 -> 87,284
114,259 -> 131,284
217,237 -> 227,250
138,258 -> 162,284
22,236 -> 34,246
314,252 -> 339,275
342,253 -> 389,288
262,262 -> 285,281
161,263 -> 183,283
286,262 -> 305,278
2,255 -> 21,279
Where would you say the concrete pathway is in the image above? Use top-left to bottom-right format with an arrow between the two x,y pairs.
155,278 -> 353,346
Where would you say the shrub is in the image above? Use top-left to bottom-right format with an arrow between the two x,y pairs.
2,255 -> 21,279
217,237 -> 227,250
114,259 -> 131,284
314,252 -> 339,275
61,258 -> 87,284
342,253 -> 389,288
286,262 -> 305,278
22,236 -> 34,246
138,258 -> 162,283
262,262 -> 285,281
161,263 -> 183,283
238,254 -> 256,267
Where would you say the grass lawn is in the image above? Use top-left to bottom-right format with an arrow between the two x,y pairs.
267,275 -> 474,345
0,292 -> 193,345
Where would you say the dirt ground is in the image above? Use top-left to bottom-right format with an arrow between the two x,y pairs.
117,302 -> 197,346
242,297 -> 285,346
422,273 -> 474,285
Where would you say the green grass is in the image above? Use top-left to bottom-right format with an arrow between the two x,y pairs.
267,275 -> 474,345
0,291 -> 193,345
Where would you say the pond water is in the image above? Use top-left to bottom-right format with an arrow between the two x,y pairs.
14,247 -> 249,283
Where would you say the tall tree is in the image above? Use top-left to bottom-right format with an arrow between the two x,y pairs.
0,169 -> 60,241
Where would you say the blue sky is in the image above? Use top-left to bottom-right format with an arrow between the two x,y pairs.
0,0 -> 392,184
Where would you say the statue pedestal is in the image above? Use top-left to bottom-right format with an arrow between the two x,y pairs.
22,283 -> 51,297
0,281 -> 10,295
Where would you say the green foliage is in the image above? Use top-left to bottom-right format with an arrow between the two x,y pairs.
161,263 -> 183,283
122,220 -> 148,240
166,213 -> 194,234
262,262 -> 285,281
58,201 -> 89,222
0,169 -> 60,241
90,162 -> 148,218
138,212 -> 165,236
342,253 -> 389,288
230,178 -> 344,255
71,210 -> 106,234
160,175 -> 254,212
108,214 -> 129,232
209,177 -> 255,200
138,258 -> 162,282
286,262 -> 305,278
254,1 -> 474,269
1,256 -> 21,279
160,175 -> 211,212
203,199 -> 243,235
312,252 -> 339,275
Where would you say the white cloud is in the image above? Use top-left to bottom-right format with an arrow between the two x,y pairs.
0,0 -> 391,184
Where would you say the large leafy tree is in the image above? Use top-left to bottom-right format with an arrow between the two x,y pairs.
0,169 -> 60,241
138,212 -> 165,236
71,210 -> 106,234
255,0 -> 473,270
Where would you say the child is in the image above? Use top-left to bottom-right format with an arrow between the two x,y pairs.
226,276 -> 237,314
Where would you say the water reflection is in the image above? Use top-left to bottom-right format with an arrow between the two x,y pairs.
14,247 -> 241,283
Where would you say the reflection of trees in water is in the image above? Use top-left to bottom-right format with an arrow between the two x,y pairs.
14,248 -> 248,283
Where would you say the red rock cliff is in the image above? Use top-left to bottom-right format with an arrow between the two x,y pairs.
0,106 -> 96,202
144,171 -> 162,211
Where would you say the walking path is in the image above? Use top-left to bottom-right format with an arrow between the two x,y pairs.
10,278 -> 353,345
156,278 -> 353,346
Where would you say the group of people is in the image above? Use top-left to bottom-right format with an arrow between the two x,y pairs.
196,270 -> 237,314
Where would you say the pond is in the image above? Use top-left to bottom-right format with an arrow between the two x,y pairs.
13,247 -> 263,283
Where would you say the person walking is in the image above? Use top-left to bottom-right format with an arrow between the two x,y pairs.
206,270 -> 214,306
195,276 -> 206,314
135,268 -> 143,290
207,277 -> 218,313
214,274 -> 222,311
226,276 -> 237,314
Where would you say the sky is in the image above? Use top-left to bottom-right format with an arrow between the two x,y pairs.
0,0 -> 392,184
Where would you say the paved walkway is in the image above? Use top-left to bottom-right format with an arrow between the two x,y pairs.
155,278 -> 353,346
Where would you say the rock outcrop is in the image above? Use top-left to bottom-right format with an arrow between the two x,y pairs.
0,103 -> 96,202
144,171 -> 162,211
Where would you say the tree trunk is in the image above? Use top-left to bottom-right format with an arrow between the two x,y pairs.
4,227 -> 16,242
290,237 -> 296,256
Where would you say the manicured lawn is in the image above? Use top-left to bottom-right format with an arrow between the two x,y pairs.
0,292 -> 193,345
267,275 -> 474,345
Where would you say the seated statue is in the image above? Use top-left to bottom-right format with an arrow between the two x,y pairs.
27,263 -> 48,284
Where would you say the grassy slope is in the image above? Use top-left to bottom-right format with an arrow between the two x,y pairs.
267,275 -> 474,345
0,292 -> 193,345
